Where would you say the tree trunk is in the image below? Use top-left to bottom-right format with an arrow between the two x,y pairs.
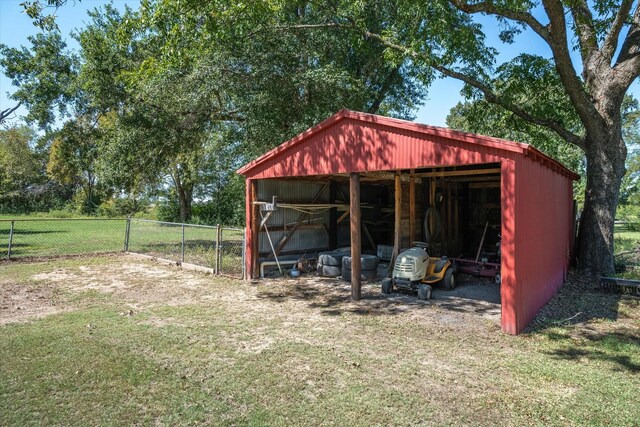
576,127 -> 627,276
176,182 -> 193,222
171,167 -> 193,222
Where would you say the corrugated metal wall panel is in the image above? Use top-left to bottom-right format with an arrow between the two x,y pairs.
257,180 -> 331,254
248,119 -> 512,179
513,156 -> 573,332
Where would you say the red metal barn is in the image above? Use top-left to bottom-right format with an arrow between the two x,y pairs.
237,110 -> 578,334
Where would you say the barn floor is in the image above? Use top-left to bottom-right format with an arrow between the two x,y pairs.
1,254 -> 638,426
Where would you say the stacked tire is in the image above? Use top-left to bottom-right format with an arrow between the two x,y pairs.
341,255 -> 379,282
317,248 -> 350,277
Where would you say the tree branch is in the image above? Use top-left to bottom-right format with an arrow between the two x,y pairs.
367,65 -> 400,114
450,1 -> 597,137
602,0 -> 635,63
613,14 -> 640,89
361,30 -> 586,150
0,102 -> 22,123
541,0 -> 601,131
568,0 -> 599,67
449,0 -> 551,43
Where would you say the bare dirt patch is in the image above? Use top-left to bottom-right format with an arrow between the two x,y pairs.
256,273 -> 501,334
0,282 -> 64,325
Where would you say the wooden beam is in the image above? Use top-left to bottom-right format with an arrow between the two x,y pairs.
250,180 -> 260,279
414,168 -> 501,178
409,171 -> 416,245
388,172 -> 402,277
350,173 -> 362,300
448,175 -> 501,183
362,222 -> 376,250
337,210 -> 350,224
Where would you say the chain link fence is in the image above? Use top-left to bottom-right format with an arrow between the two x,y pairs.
126,219 -> 245,278
1,218 -> 126,259
0,218 -> 245,279
219,227 -> 245,277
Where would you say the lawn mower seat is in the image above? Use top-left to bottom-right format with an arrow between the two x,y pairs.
433,259 -> 447,274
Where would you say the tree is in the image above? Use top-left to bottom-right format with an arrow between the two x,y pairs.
0,32 -> 80,129
47,118 -> 101,212
0,125 -> 42,194
72,1 -> 429,221
285,0 -> 639,276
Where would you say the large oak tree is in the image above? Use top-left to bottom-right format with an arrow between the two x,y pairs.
287,0 -> 639,276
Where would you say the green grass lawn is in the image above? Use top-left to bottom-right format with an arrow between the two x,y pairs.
0,218 -> 126,259
614,223 -> 640,279
0,217 -> 244,275
1,255 -> 639,426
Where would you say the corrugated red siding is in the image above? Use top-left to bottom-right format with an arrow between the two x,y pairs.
512,155 -> 573,332
239,110 -> 576,334
246,118 -> 512,179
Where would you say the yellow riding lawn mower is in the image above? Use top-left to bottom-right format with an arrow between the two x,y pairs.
381,242 -> 456,300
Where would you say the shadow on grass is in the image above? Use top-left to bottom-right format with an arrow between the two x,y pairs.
523,271 -> 640,373
527,272 -> 624,332
542,328 -> 640,373
0,228 -> 66,235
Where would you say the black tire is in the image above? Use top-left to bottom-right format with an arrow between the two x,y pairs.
442,268 -> 456,290
318,251 -> 346,267
381,278 -> 393,294
317,264 -> 342,277
417,284 -> 432,300
342,255 -> 379,270
341,267 -> 378,282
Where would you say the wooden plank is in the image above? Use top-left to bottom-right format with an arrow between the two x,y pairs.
468,182 -> 501,189
388,172 -> 402,277
414,168 -> 501,178
350,173 -> 362,300
362,222 -> 376,250
269,182 -> 329,258
250,180 -> 260,279
337,210 -> 350,224
448,175 -> 501,183
409,172 -> 416,245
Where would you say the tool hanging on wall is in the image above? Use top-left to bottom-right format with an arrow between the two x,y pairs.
258,196 -> 283,275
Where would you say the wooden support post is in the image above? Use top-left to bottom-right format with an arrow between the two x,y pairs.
329,181 -> 337,250
388,172 -> 402,276
350,173 -> 362,300
409,171 -> 416,245
249,180 -> 260,279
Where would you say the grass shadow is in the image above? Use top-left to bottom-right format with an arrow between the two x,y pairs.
524,271 -> 640,374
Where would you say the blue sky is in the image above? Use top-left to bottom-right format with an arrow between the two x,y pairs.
1,0 -> 638,128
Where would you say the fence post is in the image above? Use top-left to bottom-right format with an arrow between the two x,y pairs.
181,224 -> 185,264
124,217 -> 131,252
242,229 -> 246,280
216,224 -> 222,275
7,220 -> 14,259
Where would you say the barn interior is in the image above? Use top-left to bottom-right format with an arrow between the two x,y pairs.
255,162 -> 502,293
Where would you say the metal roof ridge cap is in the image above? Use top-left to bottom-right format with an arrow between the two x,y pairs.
237,110 -> 350,175
525,145 -> 580,181
341,110 -> 529,154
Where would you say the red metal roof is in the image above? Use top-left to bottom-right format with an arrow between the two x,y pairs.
237,109 -> 579,180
